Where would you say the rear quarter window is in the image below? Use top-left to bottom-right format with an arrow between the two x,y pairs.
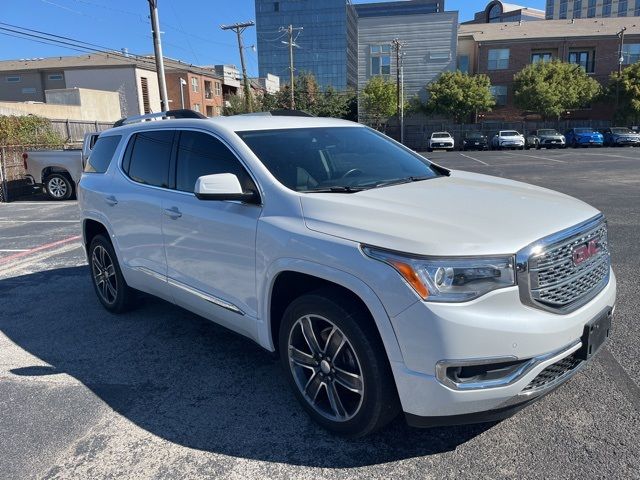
84,136 -> 122,173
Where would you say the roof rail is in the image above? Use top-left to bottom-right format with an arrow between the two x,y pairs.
113,109 -> 207,128
235,110 -> 315,118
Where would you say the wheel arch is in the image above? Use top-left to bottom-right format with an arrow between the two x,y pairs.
41,166 -> 72,184
261,260 -> 404,365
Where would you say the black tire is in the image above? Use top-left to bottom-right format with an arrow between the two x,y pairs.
426,148 -> 433,152
279,288 -> 400,437
536,143 -> 542,150
88,234 -> 135,313
44,173 -> 73,201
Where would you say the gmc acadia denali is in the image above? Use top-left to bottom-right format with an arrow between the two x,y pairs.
78,111 -> 616,437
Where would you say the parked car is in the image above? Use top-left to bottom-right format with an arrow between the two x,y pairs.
460,132 -> 489,151
427,132 -> 455,152
602,127 -> 640,147
525,129 -> 566,150
23,132 -> 99,200
565,128 -> 604,148
491,130 -> 525,150
79,110 -> 616,437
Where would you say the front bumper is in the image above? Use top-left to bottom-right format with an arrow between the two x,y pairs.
540,138 -> 565,147
389,269 -> 616,421
430,142 -> 454,149
577,137 -> 603,145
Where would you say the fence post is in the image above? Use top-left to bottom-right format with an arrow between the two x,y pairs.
65,119 -> 71,142
0,147 -> 8,203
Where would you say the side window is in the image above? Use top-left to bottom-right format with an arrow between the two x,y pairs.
176,131 -> 252,193
126,130 -> 174,188
84,135 -> 121,173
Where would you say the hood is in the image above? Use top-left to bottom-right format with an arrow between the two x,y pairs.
300,171 -> 600,256
575,131 -> 603,139
538,133 -> 564,139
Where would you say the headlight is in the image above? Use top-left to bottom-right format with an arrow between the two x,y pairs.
362,246 -> 515,302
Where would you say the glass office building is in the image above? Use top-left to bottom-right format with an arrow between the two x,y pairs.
255,0 -> 444,90
255,0 -> 358,90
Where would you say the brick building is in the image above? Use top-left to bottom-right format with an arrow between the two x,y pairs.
165,70 -> 223,117
458,17 -> 640,120
463,1 -> 545,24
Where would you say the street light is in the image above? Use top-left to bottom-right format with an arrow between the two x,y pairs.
179,77 -> 187,109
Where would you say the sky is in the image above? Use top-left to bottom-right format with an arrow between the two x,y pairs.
0,0 -> 545,76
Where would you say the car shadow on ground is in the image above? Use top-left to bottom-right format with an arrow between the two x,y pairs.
0,266 -> 494,468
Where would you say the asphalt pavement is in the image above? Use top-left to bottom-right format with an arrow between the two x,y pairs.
0,147 -> 639,479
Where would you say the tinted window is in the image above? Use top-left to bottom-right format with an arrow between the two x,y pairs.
84,135 -> 121,173
176,131 -> 252,193
237,127 -> 441,193
127,131 -> 174,188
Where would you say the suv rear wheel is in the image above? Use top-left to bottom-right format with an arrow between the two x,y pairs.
89,235 -> 134,313
44,173 -> 73,201
279,288 -> 399,437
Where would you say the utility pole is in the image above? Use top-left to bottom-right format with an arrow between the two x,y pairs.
392,39 -> 406,143
221,21 -> 255,112
616,27 -> 627,110
148,0 -> 169,112
280,25 -> 303,110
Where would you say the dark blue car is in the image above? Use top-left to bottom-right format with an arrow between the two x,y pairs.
565,128 -> 604,148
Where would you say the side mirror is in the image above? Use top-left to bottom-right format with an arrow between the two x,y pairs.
194,173 -> 259,203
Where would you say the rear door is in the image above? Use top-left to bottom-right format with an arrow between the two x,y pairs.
106,129 -> 175,297
161,130 -> 262,338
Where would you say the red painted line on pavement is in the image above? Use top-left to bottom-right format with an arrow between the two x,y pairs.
0,235 -> 81,266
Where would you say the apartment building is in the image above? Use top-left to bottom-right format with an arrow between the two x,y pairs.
546,0 -> 640,20
458,17 -> 639,120
165,71 -> 223,117
464,1 -> 545,24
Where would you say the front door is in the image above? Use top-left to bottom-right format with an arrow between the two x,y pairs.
161,130 -> 262,339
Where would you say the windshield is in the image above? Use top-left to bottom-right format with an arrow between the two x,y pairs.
465,132 -> 484,139
237,127 -> 442,193
610,127 -> 633,134
432,133 -> 451,138
501,131 -> 520,137
537,129 -> 560,135
574,128 -> 595,134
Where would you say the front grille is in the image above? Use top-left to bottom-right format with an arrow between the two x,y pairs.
522,353 -> 583,392
523,219 -> 610,312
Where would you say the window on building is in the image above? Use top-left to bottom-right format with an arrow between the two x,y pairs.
587,0 -> 596,17
573,0 -> 583,18
559,0 -> 568,19
622,44 -> 640,64
370,44 -> 391,76
636,0 -> 640,16
175,131 -> 252,193
48,73 -> 63,81
6,75 -> 21,83
84,136 -> 121,174
191,77 -> 199,93
488,3 -> 502,22
204,80 -> 212,99
193,103 -> 201,112
490,85 -> 508,106
602,0 -> 612,17
140,77 -> 151,114
488,48 -> 509,70
274,1 -> 279,12
457,55 -> 470,73
532,52 -> 553,63
125,131 -> 174,188
215,81 -> 222,96
569,50 -> 595,73
618,0 -> 628,16
546,0 -> 554,19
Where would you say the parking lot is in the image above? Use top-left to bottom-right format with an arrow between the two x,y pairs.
1,147 -> 639,479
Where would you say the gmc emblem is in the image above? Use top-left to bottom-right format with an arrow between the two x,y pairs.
572,240 -> 600,266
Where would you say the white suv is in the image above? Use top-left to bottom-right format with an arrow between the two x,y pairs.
427,131 -> 455,152
491,130 -> 525,150
79,111 -> 616,437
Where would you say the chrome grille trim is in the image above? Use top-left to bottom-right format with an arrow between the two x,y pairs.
516,214 -> 611,314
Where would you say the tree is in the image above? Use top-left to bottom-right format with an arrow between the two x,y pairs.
361,76 -> 397,129
513,60 -> 601,120
0,115 -> 62,146
608,62 -> 640,124
423,71 -> 495,123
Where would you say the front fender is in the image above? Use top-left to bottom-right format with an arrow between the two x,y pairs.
259,257 -> 404,365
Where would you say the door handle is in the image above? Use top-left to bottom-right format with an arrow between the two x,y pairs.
105,195 -> 118,206
164,207 -> 182,219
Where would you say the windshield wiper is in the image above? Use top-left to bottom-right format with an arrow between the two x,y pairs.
371,175 -> 433,189
304,186 -> 368,193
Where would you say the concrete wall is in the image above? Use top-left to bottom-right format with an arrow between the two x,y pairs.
63,67 -> 142,117
357,11 -> 458,103
0,72 -> 46,102
134,68 -> 161,114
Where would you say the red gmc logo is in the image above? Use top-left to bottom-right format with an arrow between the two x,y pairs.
572,240 -> 600,266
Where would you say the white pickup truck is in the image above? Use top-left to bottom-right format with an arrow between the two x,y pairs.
23,132 -> 99,200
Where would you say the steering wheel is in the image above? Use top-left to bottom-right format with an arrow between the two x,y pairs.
341,168 -> 363,179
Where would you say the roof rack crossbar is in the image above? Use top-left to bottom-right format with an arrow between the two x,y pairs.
113,109 -> 206,127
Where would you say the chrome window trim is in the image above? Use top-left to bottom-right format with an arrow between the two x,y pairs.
515,214 -> 609,314
436,340 -> 582,391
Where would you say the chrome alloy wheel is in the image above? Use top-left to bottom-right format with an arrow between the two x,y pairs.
287,315 -> 364,422
91,245 -> 118,305
48,177 -> 68,199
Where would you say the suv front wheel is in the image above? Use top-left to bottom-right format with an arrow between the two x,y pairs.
279,288 -> 399,437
